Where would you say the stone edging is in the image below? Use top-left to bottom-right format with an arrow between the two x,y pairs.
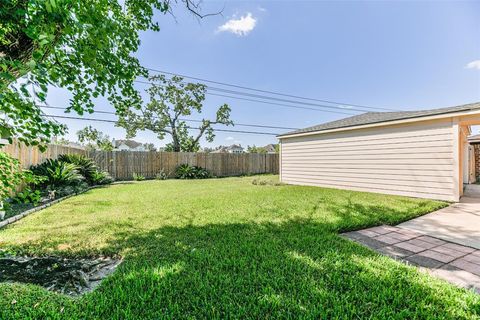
0,186 -> 101,230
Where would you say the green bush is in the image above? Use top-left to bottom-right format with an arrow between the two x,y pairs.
175,164 -> 212,179
155,169 -> 168,180
132,173 -> 145,181
0,152 -> 23,204
30,159 -> 84,188
58,154 -> 98,185
12,189 -> 42,206
91,171 -> 114,185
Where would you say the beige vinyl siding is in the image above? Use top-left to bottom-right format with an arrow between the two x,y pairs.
280,119 -> 456,201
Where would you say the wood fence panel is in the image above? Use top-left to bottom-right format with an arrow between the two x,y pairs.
1,140 -> 86,168
2,140 -> 279,180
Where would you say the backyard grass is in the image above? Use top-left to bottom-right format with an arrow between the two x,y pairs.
0,175 -> 478,319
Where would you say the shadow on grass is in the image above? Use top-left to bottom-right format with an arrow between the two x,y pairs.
76,219 -> 480,319
0,198 -> 470,319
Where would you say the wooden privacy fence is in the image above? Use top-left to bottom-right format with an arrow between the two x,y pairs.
1,141 -> 279,179
1,140 -> 86,168
87,151 -> 279,180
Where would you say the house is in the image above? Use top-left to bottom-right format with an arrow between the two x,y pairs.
468,134 -> 480,182
113,139 -> 147,152
278,102 -> 480,202
212,144 -> 244,154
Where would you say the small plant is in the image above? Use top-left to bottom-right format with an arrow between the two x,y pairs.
132,173 -> 145,181
22,170 -> 48,188
174,164 -> 212,179
12,189 -> 42,206
155,169 -> 168,180
91,171 -> 114,185
252,178 -> 284,186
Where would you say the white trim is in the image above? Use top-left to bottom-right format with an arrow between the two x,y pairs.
279,109 -> 480,139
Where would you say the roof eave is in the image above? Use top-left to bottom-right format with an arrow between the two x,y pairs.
278,108 -> 480,139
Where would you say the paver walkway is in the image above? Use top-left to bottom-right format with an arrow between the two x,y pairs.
398,196 -> 480,249
342,225 -> 480,293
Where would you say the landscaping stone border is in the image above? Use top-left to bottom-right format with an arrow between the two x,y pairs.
0,186 -> 101,230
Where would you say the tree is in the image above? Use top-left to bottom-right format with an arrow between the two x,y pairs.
247,145 -> 267,154
77,126 -> 113,151
118,75 -> 233,152
0,0 -> 211,150
143,143 -> 156,151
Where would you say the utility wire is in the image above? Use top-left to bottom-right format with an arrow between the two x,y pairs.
38,105 -> 299,130
134,79 -> 357,116
144,67 -> 399,112
44,114 -> 281,136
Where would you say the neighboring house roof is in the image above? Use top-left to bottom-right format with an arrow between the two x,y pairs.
114,139 -> 143,149
279,102 -> 480,138
468,134 -> 480,144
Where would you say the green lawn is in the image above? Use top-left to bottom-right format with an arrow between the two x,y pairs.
0,175 -> 478,319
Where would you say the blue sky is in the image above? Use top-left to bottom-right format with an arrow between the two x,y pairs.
46,0 -> 480,148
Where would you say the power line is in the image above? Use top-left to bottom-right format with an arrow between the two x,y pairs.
38,105 -> 300,130
144,67 -> 399,112
44,114 -> 281,136
134,79 -> 357,116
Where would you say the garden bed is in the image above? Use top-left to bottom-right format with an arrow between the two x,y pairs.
0,187 -> 97,230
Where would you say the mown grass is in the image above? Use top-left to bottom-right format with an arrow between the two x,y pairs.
0,175 -> 478,319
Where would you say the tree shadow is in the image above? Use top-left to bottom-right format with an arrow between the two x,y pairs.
74,218 -> 480,319
0,197 -> 473,318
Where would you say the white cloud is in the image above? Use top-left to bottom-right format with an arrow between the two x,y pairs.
217,13 -> 257,36
258,6 -> 267,12
466,60 -> 480,70
225,136 -> 235,141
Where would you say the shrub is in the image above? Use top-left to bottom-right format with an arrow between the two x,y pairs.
132,173 -> 145,181
30,159 -> 84,188
91,171 -> 114,185
12,189 -> 42,206
175,164 -> 212,179
0,152 -> 23,204
155,169 -> 168,180
58,154 -> 98,185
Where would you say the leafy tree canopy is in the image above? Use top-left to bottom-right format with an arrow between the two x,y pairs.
0,0 -> 203,151
118,75 -> 233,152
247,145 -> 267,154
76,126 -> 113,151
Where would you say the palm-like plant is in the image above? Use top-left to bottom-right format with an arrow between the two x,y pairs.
30,159 -> 84,188
58,154 -> 98,185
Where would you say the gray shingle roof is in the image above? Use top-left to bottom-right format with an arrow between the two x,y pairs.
279,102 -> 480,137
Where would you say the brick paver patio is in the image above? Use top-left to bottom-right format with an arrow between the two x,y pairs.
342,225 -> 480,293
